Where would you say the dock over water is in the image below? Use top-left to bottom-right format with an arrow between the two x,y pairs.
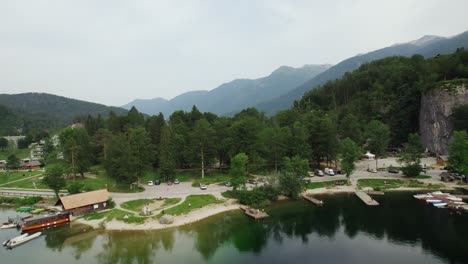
240,206 -> 269,220
355,191 -> 379,206
302,194 -> 324,206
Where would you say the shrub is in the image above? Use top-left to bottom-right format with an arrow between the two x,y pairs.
0,196 -> 42,205
401,163 -> 422,177
224,185 -> 280,208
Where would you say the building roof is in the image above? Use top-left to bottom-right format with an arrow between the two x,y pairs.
58,189 -> 110,210
20,159 -> 41,167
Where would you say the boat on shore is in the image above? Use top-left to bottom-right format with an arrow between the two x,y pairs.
426,199 -> 443,204
0,222 -> 17,229
20,212 -> 70,232
433,202 -> 448,208
2,233 -> 27,246
4,232 -> 41,248
16,207 -> 33,213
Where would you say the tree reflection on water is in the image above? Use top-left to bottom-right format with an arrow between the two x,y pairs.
42,192 -> 468,264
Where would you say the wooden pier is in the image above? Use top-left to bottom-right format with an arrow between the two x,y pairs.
367,191 -> 385,195
355,191 -> 379,206
240,206 -> 269,220
302,194 -> 324,206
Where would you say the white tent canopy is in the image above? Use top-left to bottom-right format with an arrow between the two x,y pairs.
364,151 -> 375,159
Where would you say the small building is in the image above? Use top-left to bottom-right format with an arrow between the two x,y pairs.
29,141 -> 45,160
362,151 -> 375,160
56,189 -> 110,216
437,155 -> 449,166
19,158 -> 41,170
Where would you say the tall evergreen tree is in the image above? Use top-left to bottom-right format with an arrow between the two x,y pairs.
191,119 -> 215,178
159,126 -> 176,182
128,127 -> 154,186
6,154 -> 20,171
448,131 -> 468,178
59,128 -> 92,179
146,113 -> 165,167
43,164 -> 66,198
104,133 -> 134,184
365,120 -> 390,169
340,138 -> 361,177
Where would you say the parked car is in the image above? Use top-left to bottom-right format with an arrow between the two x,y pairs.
335,170 -> 343,175
147,181 -> 154,186
248,179 -> 257,185
315,170 -> 324,177
154,180 -> 161,185
388,169 -> 399,174
167,181 -> 173,185
174,179 -> 180,184
324,168 -> 335,176
224,181 -> 232,187
308,171 -> 315,177
367,168 -> 378,173
200,183 -> 207,190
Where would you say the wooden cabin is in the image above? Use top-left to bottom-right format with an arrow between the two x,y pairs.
56,189 -> 110,216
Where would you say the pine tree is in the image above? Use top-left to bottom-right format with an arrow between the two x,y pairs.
159,126 -> 176,182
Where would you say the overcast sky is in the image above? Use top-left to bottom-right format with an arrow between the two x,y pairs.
1,0 -> 468,106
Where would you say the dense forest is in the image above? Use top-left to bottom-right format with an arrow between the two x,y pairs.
9,50 -> 468,194
295,49 -> 468,145
0,93 -> 127,135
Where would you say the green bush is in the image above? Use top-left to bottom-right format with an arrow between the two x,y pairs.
401,163 -> 422,177
224,185 -> 279,208
0,196 -> 42,205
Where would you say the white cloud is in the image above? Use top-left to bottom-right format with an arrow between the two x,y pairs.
0,0 -> 467,106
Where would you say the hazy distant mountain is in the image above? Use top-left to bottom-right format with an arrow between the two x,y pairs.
0,93 -> 127,134
255,30 -> 468,114
122,64 -> 331,116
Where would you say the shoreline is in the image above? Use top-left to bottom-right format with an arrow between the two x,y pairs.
75,185 -> 465,231
74,201 -> 241,231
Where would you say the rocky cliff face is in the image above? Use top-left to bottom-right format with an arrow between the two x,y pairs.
419,82 -> 468,155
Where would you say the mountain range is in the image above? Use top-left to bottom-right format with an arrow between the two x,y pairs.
124,30 -> 468,116
255,31 -> 468,114
122,64 -> 331,116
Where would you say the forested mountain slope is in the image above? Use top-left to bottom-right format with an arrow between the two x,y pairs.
256,31 -> 468,115
0,93 -> 127,135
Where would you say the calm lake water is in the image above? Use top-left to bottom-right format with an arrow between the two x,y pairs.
1,192 -> 467,264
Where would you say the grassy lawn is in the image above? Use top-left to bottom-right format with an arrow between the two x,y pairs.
121,197 -> 182,213
121,199 -> 154,212
305,180 -> 348,189
0,148 -> 30,160
82,209 -> 145,224
161,197 -> 181,208
406,174 -> 432,179
0,170 -> 43,185
0,170 -> 43,184
162,195 -> 222,216
357,178 -> 444,190
73,166 -> 144,193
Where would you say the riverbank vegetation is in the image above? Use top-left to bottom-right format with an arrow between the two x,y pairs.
357,179 -> 444,191
0,196 -> 42,206
305,180 -> 349,189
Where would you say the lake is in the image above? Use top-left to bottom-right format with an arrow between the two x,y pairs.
1,192 -> 467,264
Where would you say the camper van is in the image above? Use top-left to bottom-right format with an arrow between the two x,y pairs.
324,168 -> 335,176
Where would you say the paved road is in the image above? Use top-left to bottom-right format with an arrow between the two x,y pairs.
111,182 -> 232,202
